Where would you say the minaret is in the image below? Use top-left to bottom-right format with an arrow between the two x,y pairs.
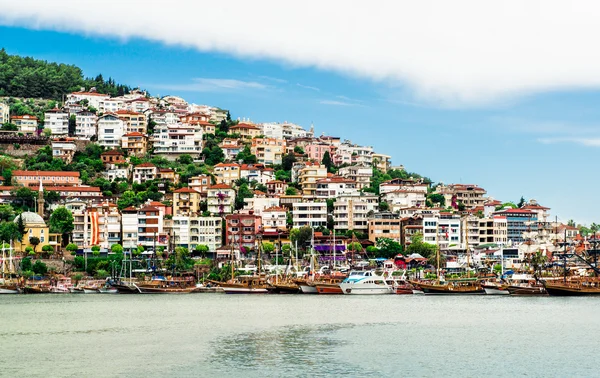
38,178 -> 45,217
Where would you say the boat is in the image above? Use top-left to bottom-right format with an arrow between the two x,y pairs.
482,281 -> 510,295
393,280 -> 416,295
504,274 -> 546,295
544,278 -> 600,296
294,278 -> 319,294
339,271 -> 394,295
415,279 -> 485,295
220,274 -> 269,294
0,283 -> 20,294
0,244 -> 20,294
98,284 -> 118,294
267,280 -> 301,294
69,287 -> 85,294
112,281 -> 140,294
22,283 -> 51,294
83,287 -> 100,294
312,273 -> 346,294
135,276 -> 196,294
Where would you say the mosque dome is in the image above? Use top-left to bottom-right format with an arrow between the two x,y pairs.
14,212 -> 46,226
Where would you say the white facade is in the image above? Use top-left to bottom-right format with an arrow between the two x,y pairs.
172,216 -> 191,248
97,114 -> 125,148
44,110 -> 69,136
262,207 -> 287,232
333,194 -> 379,231
189,216 -> 222,252
244,197 -> 280,215
334,142 -> 373,166
260,122 -> 310,139
207,186 -> 236,215
122,212 -> 138,253
0,103 -> 9,125
382,190 -> 427,212
75,111 -> 98,139
422,215 -> 462,249
292,201 -> 327,228
98,99 -> 124,113
67,92 -> 110,110
338,164 -> 372,190
240,166 -> 274,185
315,178 -> 358,199
153,124 -> 203,157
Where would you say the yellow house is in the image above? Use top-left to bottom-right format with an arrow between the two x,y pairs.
14,212 -> 61,254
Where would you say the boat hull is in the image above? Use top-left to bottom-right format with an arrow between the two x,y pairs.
267,284 -> 300,294
484,287 -> 510,295
222,286 -> 268,294
0,287 -> 19,294
544,284 -> 600,296
299,285 -> 318,294
315,284 -> 343,294
135,285 -> 195,294
83,288 -> 99,294
339,283 -> 393,295
418,283 -> 485,295
112,284 -> 139,294
506,286 -> 546,295
98,288 -> 118,294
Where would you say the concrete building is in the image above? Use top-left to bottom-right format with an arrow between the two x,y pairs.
13,212 -> 61,254
70,202 -> 121,249
493,208 -> 537,244
13,170 -> 81,187
189,175 -> 212,195
97,113 -> 125,149
229,122 -> 262,140
251,138 -> 286,165
382,189 -> 427,212
75,111 -> 98,139
10,115 -> 38,134
51,138 -> 77,164
298,163 -> 328,196
266,180 -> 288,196
213,163 -> 241,186
305,143 -> 336,164
44,109 -> 69,136
262,206 -> 288,232
292,201 -> 327,228
334,142 -> 373,166
368,213 -> 401,243
225,213 -> 262,250
121,207 -> 139,254
338,164 -> 372,190
136,205 -> 169,252
240,164 -> 274,185
153,124 -> 203,159
435,184 -> 487,210
173,187 -> 202,216
372,153 -> 392,173
98,98 -> 124,113
244,196 -> 280,215
0,102 -> 9,124
132,163 -> 158,184
121,132 -> 147,156
207,184 -> 235,215
315,177 -> 358,199
187,216 -> 222,252
67,91 -> 110,110
333,194 -> 379,232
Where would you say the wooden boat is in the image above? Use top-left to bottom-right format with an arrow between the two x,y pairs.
83,287 -> 100,294
393,281 -> 415,295
267,281 -> 300,294
544,278 -> 600,296
0,283 -> 20,294
192,285 -> 223,293
22,284 -> 51,294
482,281 -> 510,295
293,278 -> 318,294
411,279 -> 485,295
135,277 -> 195,294
219,274 -> 269,294
506,285 -> 546,295
69,287 -> 85,294
112,281 -> 139,294
98,284 -> 118,294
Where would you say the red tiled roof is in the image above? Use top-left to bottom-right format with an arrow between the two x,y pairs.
13,170 -> 79,177
214,163 -> 240,168
70,91 -> 107,97
10,115 -> 38,120
115,110 -> 142,115
209,184 -> 232,190
135,163 -> 156,168
123,132 -> 145,137
101,150 -> 124,156
230,123 -> 260,130
263,206 -> 287,212
174,187 -> 198,193
139,206 -> 159,212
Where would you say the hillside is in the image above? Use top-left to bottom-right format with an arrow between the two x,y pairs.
0,48 -> 131,100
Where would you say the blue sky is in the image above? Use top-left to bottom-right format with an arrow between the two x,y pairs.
1,18 -> 598,225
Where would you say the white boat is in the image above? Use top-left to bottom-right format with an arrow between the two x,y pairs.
0,286 -> 19,294
339,271 -> 394,295
482,281 -> 510,295
222,286 -> 268,294
98,286 -> 118,294
299,284 -> 318,294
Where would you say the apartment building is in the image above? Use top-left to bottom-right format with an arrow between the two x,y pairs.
298,163 -> 328,196
305,143 -> 336,163
240,164 -> 274,184
251,138 -> 286,165
213,163 -> 241,185
98,98 -> 124,113
0,102 -> 9,124
97,113 -> 125,149
121,207 -> 139,254
137,205 -> 169,252
338,164 -> 372,190
292,201 -> 327,228
75,111 -> 97,139
69,202 -> 121,249
173,187 -> 202,216
51,139 -> 77,164
44,109 -> 69,136
381,189 -> 427,212
189,175 -> 212,195
315,177 -> 358,199
132,163 -> 158,184
153,124 -> 203,159
262,206 -> 288,232
435,184 -> 487,209
372,153 -> 392,173
260,122 -> 311,139
189,216 -> 222,252
121,132 -> 147,156
10,115 -> 38,134
368,212 -> 401,243
225,213 -> 262,249
207,184 -> 235,215
493,208 -> 537,243
334,142 -> 373,166
13,170 -> 81,187
266,180 -> 288,196
229,123 -> 261,139
67,91 -> 110,110
333,194 -> 379,232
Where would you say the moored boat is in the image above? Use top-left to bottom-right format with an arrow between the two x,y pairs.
0,284 -> 20,294
544,278 -> 600,296
412,279 -> 485,295
482,282 -> 510,295
339,271 -> 393,295
219,274 -> 269,294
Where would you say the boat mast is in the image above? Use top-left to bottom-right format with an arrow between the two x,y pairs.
465,216 -> 470,278
333,228 -> 336,271
436,220 -> 440,283
295,240 -> 299,273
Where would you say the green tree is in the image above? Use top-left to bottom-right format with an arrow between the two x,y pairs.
262,242 -> 275,255
21,257 -> 32,272
568,219 -> 576,227
376,238 -> 403,259
321,151 -> 333,170
427,193 -> 445,207
66,243 -> 78,255
235,183 -> 254,210
68,114 -> 76,136
290,226 -> 313,251
29,236 -> 40,253
406,233 -> 439,266
194,244 -> 209,257
235,145 -> 257,164
0,222 -> 21,243
42,244 -> 54,257
177,154 -> 193,165
378,201 -> 390,211
517,196 -> 526,208
111,244 -> 124,255
49,207 -> 74,245
294,146 -> 304,154
285,187 -> 298,195
91,245 -> 101,257
282,152 -> 297,171
32,260 -> 47,276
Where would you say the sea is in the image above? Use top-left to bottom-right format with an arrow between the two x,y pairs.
0,294 -> 597,378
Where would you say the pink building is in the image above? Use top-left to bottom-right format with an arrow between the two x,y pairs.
305,143 -> 336,163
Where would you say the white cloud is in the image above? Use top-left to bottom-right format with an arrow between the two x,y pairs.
538,137 -> 600,147
3,1 -> 600,106
296,83 -> 320,91
319,100 -> 355,106
156,78 -> 268,92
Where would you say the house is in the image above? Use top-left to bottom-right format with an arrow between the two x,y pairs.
98,98 -> 124,113
67,91 -> 110,110
51,138 -> 77,164
435,184 -> 487,210
298,163 -> 328,196
338,164 -> 372,190
13,212 -> 61,254
213,163 -> 241,185
266,180 -> 288,196
124,97 -> 151,113
229,122 -> 261,139
225,213 -> 262,249
315,177 -> 358,199
240,164 -> 274,184
189,175 -> 212,195
132,163 -> 158,184
121,132 -> 147,156
153,124 -> 203,159
75,111 -> 98,139
189,216 -> 222,252
44,109 -> 69,136
183,120 -> 216,135
379,178 -> 428,195
381,189 -> 427,212
13,170 -> 81,187
207,184 -> 236,215
115,110 -> 147,134
173,187 -> 202,216
244,196 -> 280,215
10,115 -> 38,134
0,102 -> 9,124
368,212 -> 401,243
180,112 -> 210,123
157,168 -> 179,185
136,205 -> 169,252
305,143 -> 336,163
219,141 -> 243,161
333,194 -> 379,232
97,113 -> 125,149
292,201 -> 327,228
334,142 -> 373,166
100,150 -> 126,165
251,138 -> 287,165
372,153 -> 392,173
260,122 -> 311,139
261,206 -> 288,232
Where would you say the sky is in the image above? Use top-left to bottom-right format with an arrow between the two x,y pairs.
0,1 -> 599,224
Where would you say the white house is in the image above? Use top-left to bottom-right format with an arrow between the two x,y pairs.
97,114 -> 125,149
75,111 -> 98,139
44,109 -> 69,136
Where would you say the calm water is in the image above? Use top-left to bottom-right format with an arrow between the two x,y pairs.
0,294 -> 597,377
